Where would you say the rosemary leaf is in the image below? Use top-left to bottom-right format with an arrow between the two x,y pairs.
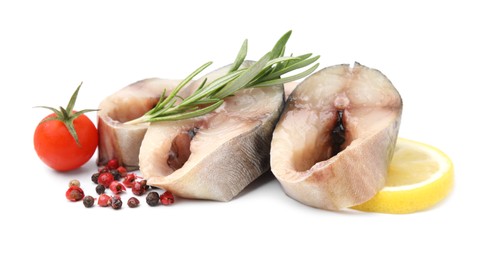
182,69 -> 244,105
261,55 -> 320,81
127,30 -> 319,123
151,98 -> 179,118
158,61 -> 212,109
213,52 -> 272,99
147,100 -> 224,122
147,88 -> 167,115
251,63 -> 320,88
270,30 -> 291,59
228,39 -> 248,73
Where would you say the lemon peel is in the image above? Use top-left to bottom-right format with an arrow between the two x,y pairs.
352,138 -> 454,214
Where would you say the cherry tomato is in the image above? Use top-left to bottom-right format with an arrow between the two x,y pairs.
34,113 -> 98,171
34,83 -> 98,172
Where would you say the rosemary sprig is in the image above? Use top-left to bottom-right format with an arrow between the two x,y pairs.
126,30 -> 319,124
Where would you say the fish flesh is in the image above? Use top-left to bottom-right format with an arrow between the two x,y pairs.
97,78 -> 184,170
270,63 -> 403,210
139,62 -> 285,201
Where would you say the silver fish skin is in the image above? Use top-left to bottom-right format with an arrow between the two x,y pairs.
97,78 -> 184,170
139,62 -> 285,201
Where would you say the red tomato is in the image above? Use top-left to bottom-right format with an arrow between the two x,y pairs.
34,113 -> 98,171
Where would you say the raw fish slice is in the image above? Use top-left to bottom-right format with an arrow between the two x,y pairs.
97,78 -> 184,170
270,63 -> 403,210
139,63 -> 285,201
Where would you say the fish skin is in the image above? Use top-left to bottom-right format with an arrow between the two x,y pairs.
97,78 -> 183,170
139,63 -> 285,201
270,63 -> 403,210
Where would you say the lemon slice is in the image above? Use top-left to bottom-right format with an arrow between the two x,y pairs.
352,138 -> 454,214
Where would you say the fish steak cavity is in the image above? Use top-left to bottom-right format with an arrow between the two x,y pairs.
139,62 -> 285,201
97,79 -> 184,170
270,63 -> 403,210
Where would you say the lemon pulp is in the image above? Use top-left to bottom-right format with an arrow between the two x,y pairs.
352,138 -> 454,214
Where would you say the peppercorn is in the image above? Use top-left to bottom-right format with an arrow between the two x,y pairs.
117,166 -> 128,177
127,197 -> 140,208
160,191 -> 175,205
146,191 -> 160,206
98,166 -> 109,173
98,194 -> 111,207
109,181 -> 126,194
66,186 -> 84,202
107,159 -> 119,170
83,196 -> 95,208
91,172 -> 100,184
132,180 -> 148,196
69,179 -> 80,187
98,172 -> 115,187
95,184 -> 105,195
110,170 -> 121,181
123,173 -> 138,188
111,196 -> 122,210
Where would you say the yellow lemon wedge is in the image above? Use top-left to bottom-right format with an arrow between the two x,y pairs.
352,138 -> 454,214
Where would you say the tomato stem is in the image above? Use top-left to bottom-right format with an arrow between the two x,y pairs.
35,82 -> 98,146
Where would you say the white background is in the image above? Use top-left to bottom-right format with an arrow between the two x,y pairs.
1,0 -> 483,259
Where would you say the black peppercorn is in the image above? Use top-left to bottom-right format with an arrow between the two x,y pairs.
95,184 -> 105,195
91,172 -> 100,184
127,197 -> 140,208
111,196 -> 122,210
110,170 -> 121,181
83,196 -> 95,208
146,191 -> 160,206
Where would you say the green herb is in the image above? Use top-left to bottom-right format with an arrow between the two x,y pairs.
126,30 -> 319,124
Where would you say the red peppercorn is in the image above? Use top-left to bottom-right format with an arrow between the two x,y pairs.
106,159 -> 119,170
132,180 -> 148,196
117,166 -> 128,177
109,181 -> 126,194
123,173 -> 138,188
66,186 -> 85,202
98,194 -> 112,207
98,172 -> 114,187
98,166 -> 110,173
160,191 -> 174,205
